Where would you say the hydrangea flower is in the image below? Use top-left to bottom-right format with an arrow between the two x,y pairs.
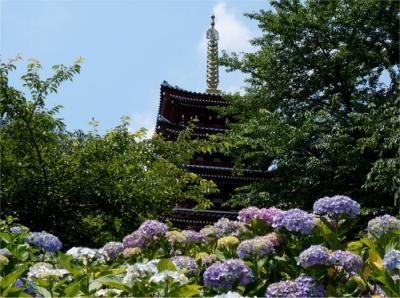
123,220 -> 168,248
28,263 -> 69,280
123,230 -> 146,248
172,256 -> 198,275
122,247 -> 142,259
273,209 -> 316,235
200,226 -> 219,238
313,195 -> 360,217
0,248 -> 12,258
181,230 -> 206,243
66,247 -> 106,262
123,259 -> 160,283
367,215 -> 400,239
26,231 -> 62,253
213,218 -> 242,238
238,207 -> 283,225
196,252 -> 217,266
139,220 -> 168,239
263,232 -> 283,247
330,250 -> 363,272
102,241 -> 124,259
203,259 -> 253,290
10,226 -> 25,234
237,207 -> 259,223
213,291 -> 247,298
237,236 -> 274,259
298,245 -> 330,268
217,236 -> 240,249
265,274 -> 324,297
257,207 -> 285,225
149,271 -> 188,285
166,231 -> 187,246
95,288 -> 123,297
383,249 -> 400,272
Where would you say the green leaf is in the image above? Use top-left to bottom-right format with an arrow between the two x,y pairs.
0,266 -> 26,290
64,280 -> 82,297
157,258 -> 176,272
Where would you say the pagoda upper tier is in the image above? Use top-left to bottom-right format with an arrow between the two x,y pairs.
156,81 -> 228,139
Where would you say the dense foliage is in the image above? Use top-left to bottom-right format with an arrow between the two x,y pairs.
0,58 -> 216,247
216,0 -> 399,213
0,196 -> 399,297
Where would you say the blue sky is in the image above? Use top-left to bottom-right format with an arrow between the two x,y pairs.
1,0 -> 269,134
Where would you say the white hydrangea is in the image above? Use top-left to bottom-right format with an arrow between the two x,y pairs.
123,259 -> 160,284
28,263 -> 70,280
149,270 -> 188,285
213,291 -> 248,298
95,288 -> 123,297
66,247 -> 106,262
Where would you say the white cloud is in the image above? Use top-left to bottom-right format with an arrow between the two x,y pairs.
129,112 -> 156,138
199,1 -> 255,54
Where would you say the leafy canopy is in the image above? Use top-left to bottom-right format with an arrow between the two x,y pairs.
0,58 -> 217,247
217,0 -> 399,212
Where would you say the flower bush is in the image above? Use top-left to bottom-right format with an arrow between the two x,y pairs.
0,195 -> 398,297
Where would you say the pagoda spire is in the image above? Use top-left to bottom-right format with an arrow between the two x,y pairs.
206,15 -> 220,94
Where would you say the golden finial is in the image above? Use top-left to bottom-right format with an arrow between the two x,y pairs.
206,14 -> 220,94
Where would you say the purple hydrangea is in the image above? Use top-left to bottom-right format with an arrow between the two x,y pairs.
237,207 -> 259,223
257,207 -> 285,225
138,220 -> 168,239
102,241 -> 124,259
213,218 -> 242,238
367,215 -> 400,239
272,209 -> 316,235
172,256 -> 198,275
123,230 -> 146,248
298,245 -> 330,268
238,207 -> 283,225
237,236 -> 274,259
203,259 -> 253,290
383,249 -> 400,272
330,250 -> 363,272
181,230 -> 206,243
265,274 -> 324,297
313,195 -> 360,217
123,220 -> 168,248
26,231 -> 62,253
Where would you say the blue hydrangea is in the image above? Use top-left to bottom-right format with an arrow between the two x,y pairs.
10,226 -> 24,234
265,274 -> 324,297
330,250 -> 363,272
26,231 -> 62,253
273,209 -> 316,235
383,249 -> 400,272
172,256 -> 198,275
203,259 -> 253,290
367,215 -> 400,239
237,236 -> 274,259
298,245 -> 330,268
313,195 -> 360,217
181,230 -> 206,243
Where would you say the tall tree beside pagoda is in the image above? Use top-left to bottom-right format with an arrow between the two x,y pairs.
218,0 -> 399,213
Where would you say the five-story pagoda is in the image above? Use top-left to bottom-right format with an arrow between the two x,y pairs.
155,16 -> 267,228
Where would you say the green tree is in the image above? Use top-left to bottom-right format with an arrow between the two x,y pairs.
0,58 -> 216,247
217,0 -> 399,213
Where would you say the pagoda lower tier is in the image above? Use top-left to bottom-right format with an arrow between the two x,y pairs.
155,81 -> 268,228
